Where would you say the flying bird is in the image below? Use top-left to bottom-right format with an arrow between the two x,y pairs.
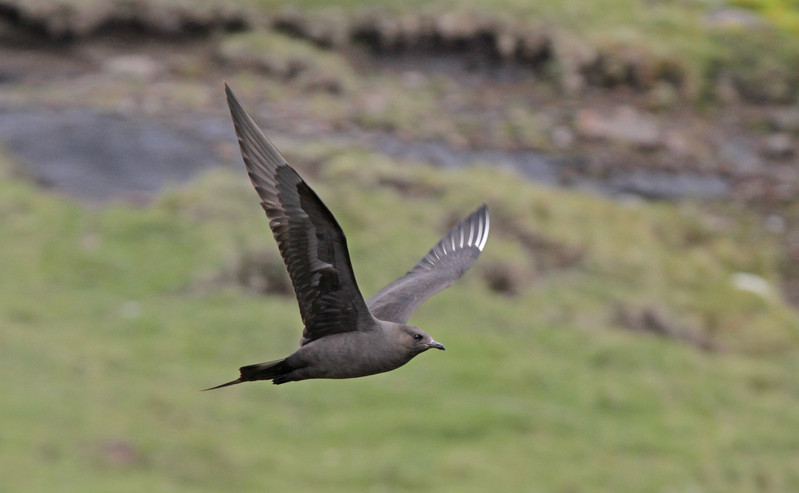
206,84 -> 489,389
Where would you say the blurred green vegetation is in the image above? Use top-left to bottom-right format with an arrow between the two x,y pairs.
244,0 -> 799,103
731,0 -> 799,32
9,0 -> 799,104
3,143 -> 799,492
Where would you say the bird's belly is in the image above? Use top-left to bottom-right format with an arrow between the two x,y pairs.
296,334 -> 410,380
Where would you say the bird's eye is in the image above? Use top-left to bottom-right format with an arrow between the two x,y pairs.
413,333 -> 424,341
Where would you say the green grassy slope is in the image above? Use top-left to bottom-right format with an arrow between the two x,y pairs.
3,147 -> 799,492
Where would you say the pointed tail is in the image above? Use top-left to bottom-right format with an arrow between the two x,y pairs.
202,357 -> 292,391
202,378 -> 242,391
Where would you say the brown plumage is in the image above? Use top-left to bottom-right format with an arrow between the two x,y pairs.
205,84 -> 490,389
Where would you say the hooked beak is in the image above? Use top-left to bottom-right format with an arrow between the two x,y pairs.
428,341 -> 446,351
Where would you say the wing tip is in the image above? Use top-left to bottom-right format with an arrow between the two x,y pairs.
477,203 -> 490,252
429,203 -> 491,261
224,83 -> 251,132
224,81 -> 239,110
466,203 -> 490,252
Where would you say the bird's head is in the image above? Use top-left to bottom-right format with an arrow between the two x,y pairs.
399,325 -> 445,355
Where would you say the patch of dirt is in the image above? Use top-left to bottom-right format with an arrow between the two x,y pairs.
614,303 -> 716,351
88,439 -> 143,468
481,259 -> 529,296
190,244 -> 294,298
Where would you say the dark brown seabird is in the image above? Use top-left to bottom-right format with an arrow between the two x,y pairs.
205,84 -> 490,389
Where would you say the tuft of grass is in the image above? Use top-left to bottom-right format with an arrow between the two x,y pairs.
217,30 -> 360,94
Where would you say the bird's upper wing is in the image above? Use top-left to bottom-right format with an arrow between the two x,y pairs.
226,84 -> 378,345
366,204 -> 489,324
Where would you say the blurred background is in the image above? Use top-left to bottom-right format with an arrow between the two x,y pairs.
2,0 -> 799,491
